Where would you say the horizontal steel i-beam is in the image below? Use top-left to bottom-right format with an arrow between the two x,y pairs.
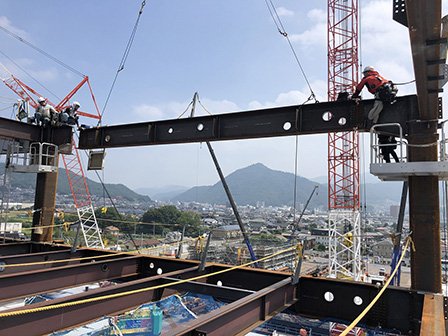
0,117 -> 72,146
79,95 -> 419,149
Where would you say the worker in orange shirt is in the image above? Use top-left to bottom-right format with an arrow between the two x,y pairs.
352,66 -> 397,127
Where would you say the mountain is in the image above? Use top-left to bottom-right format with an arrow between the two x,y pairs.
135,185 -> 189,201
8,168 -> 151,202
173,163 -> 403,209
174,163 -> 326,207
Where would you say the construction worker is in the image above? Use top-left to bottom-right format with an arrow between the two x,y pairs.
60,101 -> 80,128
378,134 -> 399,163
352,66 -> 397,126
34,97 -> 56,127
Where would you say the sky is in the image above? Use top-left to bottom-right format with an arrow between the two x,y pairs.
0,0 -> 446,190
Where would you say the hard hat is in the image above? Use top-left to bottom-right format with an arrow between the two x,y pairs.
73,101 -> 80,108
363,66 -> 374,74
37,96 -> 46,103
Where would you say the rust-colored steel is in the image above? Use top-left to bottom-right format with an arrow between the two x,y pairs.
405,0 -> 443,293
0,255 -> 141,301
31,171 -> 58,242
171,278 -> 296,335
0,268 -> 294,336
0,249 -> 121,275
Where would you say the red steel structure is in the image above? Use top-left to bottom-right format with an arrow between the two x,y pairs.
2,74 -> 104,247
327,0 -> 360,210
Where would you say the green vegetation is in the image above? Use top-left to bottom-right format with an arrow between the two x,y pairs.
5,168 -> 151,202
140,205 -> 203,237
251,233 -> 285,244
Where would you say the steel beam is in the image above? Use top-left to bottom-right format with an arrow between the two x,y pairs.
171,277 -> 296,335
0,258 -> 427,335
0,242 -> 34,255
0,248 -> 121,275
0,242 -> 71,255
0,266 -> 293,336
79,95 -> 419,149
0,117 -> 72,146
0,255 -> 141,301
420,293 -> 446,335
294,277 -> 424,334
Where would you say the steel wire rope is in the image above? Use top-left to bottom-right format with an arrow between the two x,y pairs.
264,0 -> 317,102
0,244 -> 297,318
0,25 -> 84,78
100,0 -> 147,122
0,49 -> 62,102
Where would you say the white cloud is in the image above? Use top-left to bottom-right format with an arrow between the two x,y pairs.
276,7 -> 294,17
0,16 -> 29,39
132,98 -> 241,122
249,80 -> 327,109
289,9 -> 326,46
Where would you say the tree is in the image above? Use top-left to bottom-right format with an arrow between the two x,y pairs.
95,207 -> 133,232
140,206 -> 202,236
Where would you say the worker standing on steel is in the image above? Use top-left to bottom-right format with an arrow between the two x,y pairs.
34,96 -> 56,127
352,66 -> 397,126
378,134 -> 399,163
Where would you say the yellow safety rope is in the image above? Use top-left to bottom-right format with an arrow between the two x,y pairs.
1,236 -> 200,269
0,245 -> 297,317
0,252 -> 126,268
0,222 -> 67,233
340,236 -> 415,336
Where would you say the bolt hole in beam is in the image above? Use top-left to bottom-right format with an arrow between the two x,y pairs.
324,291 -> 334,302
105,135 -> 111,143
338,117 -> 347,126
353,296 -> 363,306
217,280 -> 223,286
168,128 -> 173,134
149,262 -> 154,269
283,122 -> 292,131
157,267 -> 163,275
0,261 -> 5,272
322,111 -> 333,122
101,264 -> 109,272
197,123 -> 204,131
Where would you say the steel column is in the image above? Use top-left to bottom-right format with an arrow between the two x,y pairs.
31,171 -> 58,242
404,0 -> 443,294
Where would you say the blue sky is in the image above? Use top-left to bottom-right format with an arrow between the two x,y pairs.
0,1 -> 445,190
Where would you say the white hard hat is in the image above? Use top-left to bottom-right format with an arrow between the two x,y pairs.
37,96 -> 46,103
73,101 -> 80,108
363,66 -> 374,74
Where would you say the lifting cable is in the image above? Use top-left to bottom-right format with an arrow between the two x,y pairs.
0,25 -> 84,78
0,244 -> 297,318
340,235 -> 416,336
264,0 -> 317,102
100,0 -> 147,122
0,49 -> 61,102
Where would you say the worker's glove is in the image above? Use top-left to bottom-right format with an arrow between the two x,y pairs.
352,97 -> 361,104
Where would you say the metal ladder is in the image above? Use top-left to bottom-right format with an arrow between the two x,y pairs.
62,140 -> 104,248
